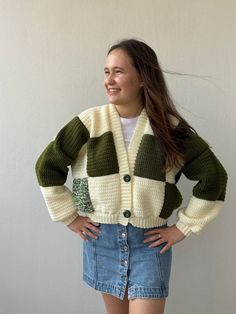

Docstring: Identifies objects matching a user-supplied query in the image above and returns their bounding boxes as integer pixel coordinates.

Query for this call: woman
[35,38,228,314]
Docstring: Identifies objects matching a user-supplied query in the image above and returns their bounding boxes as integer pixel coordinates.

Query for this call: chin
[108,98,120,105]
[109,100,124,106]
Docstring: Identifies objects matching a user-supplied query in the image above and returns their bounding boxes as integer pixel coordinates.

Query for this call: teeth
[108,88,120,91]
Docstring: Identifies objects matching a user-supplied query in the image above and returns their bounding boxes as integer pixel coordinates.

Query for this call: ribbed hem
[83,211,168,228]
[175,221,193,237]
[60,212,80,225]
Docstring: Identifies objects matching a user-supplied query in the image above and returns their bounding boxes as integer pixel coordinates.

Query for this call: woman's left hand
[143,224,186,254]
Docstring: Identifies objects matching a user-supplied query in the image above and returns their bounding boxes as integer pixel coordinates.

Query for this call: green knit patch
[182,132,210,163]
[87,131,119,177]
[35,116,89,187]
[181,132,227,201]
[182,147,228,201]
[134,134,165,181]
[159,182,183,219]
[72,178,95,213]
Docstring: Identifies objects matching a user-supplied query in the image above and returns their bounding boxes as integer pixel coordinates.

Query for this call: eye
[104,70,122,75]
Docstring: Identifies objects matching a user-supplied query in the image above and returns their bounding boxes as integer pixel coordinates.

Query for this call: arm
[35,116,90,225]
[175,132,228,237]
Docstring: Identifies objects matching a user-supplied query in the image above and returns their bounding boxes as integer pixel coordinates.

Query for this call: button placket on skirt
[118,224,130,296]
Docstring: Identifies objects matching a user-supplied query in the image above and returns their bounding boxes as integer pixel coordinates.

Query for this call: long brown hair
[107,38,198,172]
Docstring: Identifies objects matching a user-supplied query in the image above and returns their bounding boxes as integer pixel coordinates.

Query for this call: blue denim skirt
[82,222,172,300]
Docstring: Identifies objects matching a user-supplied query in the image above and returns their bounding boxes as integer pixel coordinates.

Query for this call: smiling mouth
[107,88,121,94]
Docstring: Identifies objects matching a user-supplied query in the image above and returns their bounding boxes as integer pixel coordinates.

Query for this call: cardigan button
[123,210,131,218]
[123,174,131,182]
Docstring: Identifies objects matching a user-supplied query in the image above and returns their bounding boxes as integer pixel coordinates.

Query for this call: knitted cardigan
[35,103,228,237]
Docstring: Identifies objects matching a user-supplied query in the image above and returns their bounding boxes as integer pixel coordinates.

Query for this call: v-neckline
[109,103,148,173]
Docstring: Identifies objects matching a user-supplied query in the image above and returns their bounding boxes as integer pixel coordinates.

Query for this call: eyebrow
[104,66,125,71]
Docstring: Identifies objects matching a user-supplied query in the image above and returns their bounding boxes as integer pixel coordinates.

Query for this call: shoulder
[78,103,108,117]
[168,114,210,148]
[52,104,108,141]
[77,103,108,123]
[168,114,211,163]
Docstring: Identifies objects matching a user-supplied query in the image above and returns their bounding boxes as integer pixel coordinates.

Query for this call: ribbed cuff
[60,212,80,226]
[175,221,193,237]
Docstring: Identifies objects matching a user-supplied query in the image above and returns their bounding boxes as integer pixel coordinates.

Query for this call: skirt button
[123,210,131,218]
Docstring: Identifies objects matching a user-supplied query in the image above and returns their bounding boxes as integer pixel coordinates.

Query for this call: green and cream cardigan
[35,103,228,237]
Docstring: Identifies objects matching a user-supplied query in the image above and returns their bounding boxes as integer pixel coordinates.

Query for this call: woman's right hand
[67,215,101,241]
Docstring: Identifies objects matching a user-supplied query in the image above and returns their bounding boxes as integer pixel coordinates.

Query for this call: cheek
[121,78,137,91]
[127,81,141,94]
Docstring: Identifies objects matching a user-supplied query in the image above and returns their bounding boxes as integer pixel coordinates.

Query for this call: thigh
[101,287,129,314]
[129,298,166,314]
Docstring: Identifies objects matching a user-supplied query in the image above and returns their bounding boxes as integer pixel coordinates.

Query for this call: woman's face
[103,48,143,108]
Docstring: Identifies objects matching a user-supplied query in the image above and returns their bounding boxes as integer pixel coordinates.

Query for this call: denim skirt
[82,222,172,300]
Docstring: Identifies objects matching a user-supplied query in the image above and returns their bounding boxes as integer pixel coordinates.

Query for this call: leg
[101,287,129,314]
[129,297,166,314]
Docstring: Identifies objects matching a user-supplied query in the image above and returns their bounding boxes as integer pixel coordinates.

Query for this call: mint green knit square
[72,178,95,213]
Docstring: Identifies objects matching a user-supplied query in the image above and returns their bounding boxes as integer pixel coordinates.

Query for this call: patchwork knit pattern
[35,103,228,236]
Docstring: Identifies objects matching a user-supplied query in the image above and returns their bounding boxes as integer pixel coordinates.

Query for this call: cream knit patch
[71,143,88,178]
[176,195,223,235]
[79,105,111,138]
[133,176,165,217]
[40,185,77,222]
[88,173,121,214]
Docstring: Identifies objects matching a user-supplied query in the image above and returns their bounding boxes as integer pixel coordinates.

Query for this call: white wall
[0,1,235,313]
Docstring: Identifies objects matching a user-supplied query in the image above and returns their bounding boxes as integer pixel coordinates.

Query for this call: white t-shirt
[119,116,139,150]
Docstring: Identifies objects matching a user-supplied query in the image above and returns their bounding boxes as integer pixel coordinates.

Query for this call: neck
[114,103,144,118]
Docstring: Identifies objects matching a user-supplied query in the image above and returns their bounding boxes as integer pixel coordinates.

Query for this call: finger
[87,219,100,226]
[85,222,101,234]
[84,229,99,239]
[148,237,166,247]
[144,229,164,235]
[144,233,161,243]
[144,229,159,235]
[91,226,101,235]
[160,242,171,254]
[79,231,88,241]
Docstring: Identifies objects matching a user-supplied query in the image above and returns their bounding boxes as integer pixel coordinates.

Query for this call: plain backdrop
[0,1,235,313]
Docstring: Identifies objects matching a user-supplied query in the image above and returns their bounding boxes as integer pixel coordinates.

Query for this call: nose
[104,73,116,85]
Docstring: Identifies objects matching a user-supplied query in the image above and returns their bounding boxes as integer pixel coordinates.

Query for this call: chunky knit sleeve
[175,132,228,237]
[35,116,90,225]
